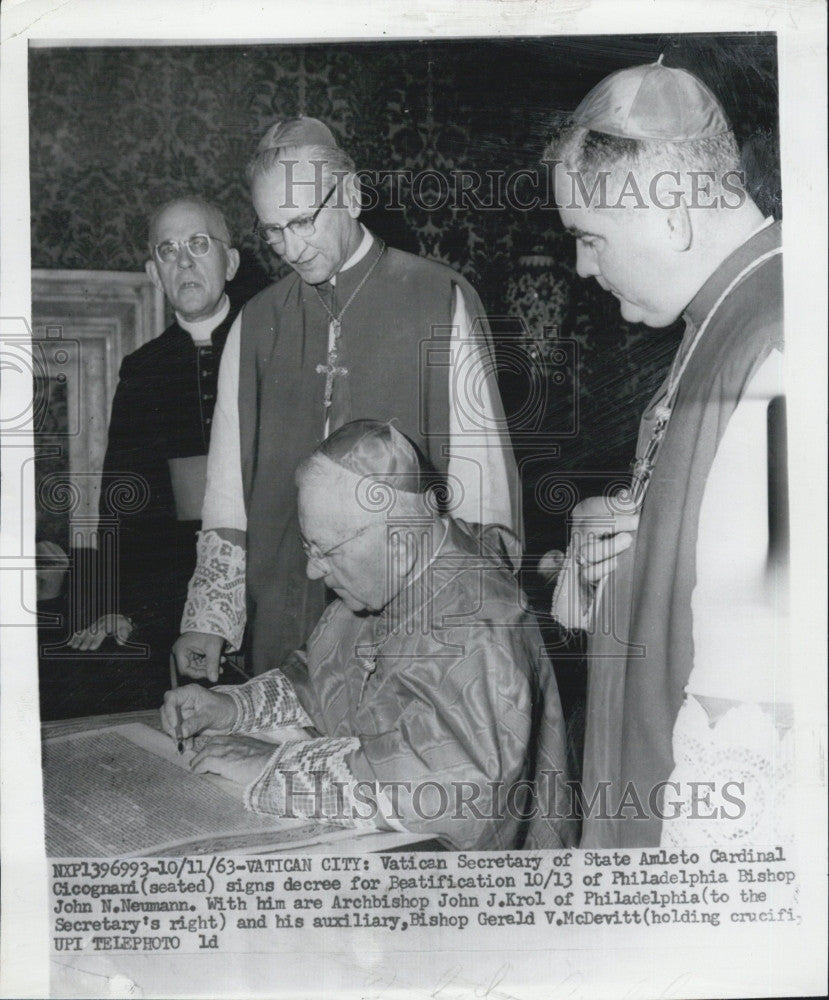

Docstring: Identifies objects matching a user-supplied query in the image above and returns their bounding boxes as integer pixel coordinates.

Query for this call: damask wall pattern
[30,41,572,287]
[29,37,780,556]
[29,37,780,279]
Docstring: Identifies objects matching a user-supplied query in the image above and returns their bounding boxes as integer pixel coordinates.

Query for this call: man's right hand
[570,494,640,587]
[160,685,237,742]
[172,632,225,683]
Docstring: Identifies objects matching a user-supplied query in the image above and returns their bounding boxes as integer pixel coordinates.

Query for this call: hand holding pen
[160,680,239,747]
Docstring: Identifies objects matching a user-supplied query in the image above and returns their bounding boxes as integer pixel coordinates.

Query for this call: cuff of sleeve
[243,737,375,828]
[212,684,251,734]
[180,529,247,649]
[213,670,315,732]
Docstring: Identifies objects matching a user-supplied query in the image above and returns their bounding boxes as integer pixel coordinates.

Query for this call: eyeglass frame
[253,182,338,247]
[300,520,378,564]
[152,232,229,263]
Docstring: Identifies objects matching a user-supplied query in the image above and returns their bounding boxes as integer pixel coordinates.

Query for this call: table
[41,710,436,855]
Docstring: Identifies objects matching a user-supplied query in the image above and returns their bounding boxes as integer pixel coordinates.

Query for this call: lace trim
[244,737,375,828]
[660,696,794,849]
[215,666,314,733]
[180,529,247,649]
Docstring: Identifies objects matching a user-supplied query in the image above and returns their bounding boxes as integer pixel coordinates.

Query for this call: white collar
[176,294,230,344]
[330,225,372,286]
[748,216,775,239]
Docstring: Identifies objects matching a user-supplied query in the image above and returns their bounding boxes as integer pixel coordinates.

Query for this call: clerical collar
[684,217,779,331]
[176,294,231,344]
[330,225,372,286]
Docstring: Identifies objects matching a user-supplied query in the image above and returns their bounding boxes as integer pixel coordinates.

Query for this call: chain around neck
[315,240,385,327]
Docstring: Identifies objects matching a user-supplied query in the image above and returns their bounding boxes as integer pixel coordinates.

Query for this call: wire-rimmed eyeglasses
[153,233,228,263]
[300,521,376,564]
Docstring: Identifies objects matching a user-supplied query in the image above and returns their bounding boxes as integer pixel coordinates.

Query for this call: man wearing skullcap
[173,117,521,681]
[546,59,788,847]
[162,420,574,851]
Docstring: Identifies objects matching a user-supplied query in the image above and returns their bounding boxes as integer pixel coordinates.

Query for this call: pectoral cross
[315,320,348,412]
[316,354,349,410]
[630,403,671,506]
[312,249,385,435]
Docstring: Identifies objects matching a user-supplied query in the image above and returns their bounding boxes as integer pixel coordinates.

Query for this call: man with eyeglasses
[162,420,575,851]
[173,117,522,682]
[69,196,240,706]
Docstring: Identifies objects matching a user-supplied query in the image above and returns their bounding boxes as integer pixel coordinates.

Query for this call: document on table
[41,723,366,857]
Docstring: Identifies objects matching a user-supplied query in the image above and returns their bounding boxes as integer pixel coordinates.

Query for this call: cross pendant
[315,351,349,409]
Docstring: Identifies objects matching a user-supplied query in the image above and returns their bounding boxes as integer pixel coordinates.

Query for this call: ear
[224,247,241,282]
[666,200,692,252]
[344,172,362,220]
[390,529,418,578]
[145,258,163,290]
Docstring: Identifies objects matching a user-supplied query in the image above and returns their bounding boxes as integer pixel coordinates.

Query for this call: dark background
[30,34,781,730]
[29,33,781,549]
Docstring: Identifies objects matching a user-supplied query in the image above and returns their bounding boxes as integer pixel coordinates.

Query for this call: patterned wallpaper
[30,41,579,290]
[29,35,781,557]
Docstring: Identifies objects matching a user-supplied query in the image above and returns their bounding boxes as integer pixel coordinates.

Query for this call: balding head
[296,421,434,613]
[147,196,232,254]
[145,196,239,322]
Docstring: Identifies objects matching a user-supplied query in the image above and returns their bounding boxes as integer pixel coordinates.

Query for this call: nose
[280,227,309,264]
[305,556,326,581]
[176,244,195,268]
[575,241,600,279]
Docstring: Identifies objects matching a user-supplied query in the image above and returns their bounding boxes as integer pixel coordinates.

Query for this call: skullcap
[317,420,425,494]
[255,116,339,155]
[572,56,732,141]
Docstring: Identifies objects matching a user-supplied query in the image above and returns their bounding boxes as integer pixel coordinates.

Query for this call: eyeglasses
[153,233,228,263]
[300,521,376,564]
[254,184,338,248]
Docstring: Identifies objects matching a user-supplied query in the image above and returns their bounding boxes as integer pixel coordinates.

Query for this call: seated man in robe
[161,420,575,851]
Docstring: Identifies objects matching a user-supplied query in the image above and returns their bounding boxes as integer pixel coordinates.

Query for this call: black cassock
[39,307,237,717]
[100,310,239,652]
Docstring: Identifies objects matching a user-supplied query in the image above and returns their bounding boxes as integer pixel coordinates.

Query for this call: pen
[169,653,184,755]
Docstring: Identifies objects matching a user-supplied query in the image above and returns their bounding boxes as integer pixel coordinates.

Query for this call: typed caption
[51,845,799,954]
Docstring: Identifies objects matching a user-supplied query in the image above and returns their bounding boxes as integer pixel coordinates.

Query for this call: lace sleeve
[180,529,246,650]
[244,737,377,829]
[660,696,794,849]
[214,663,315,732]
